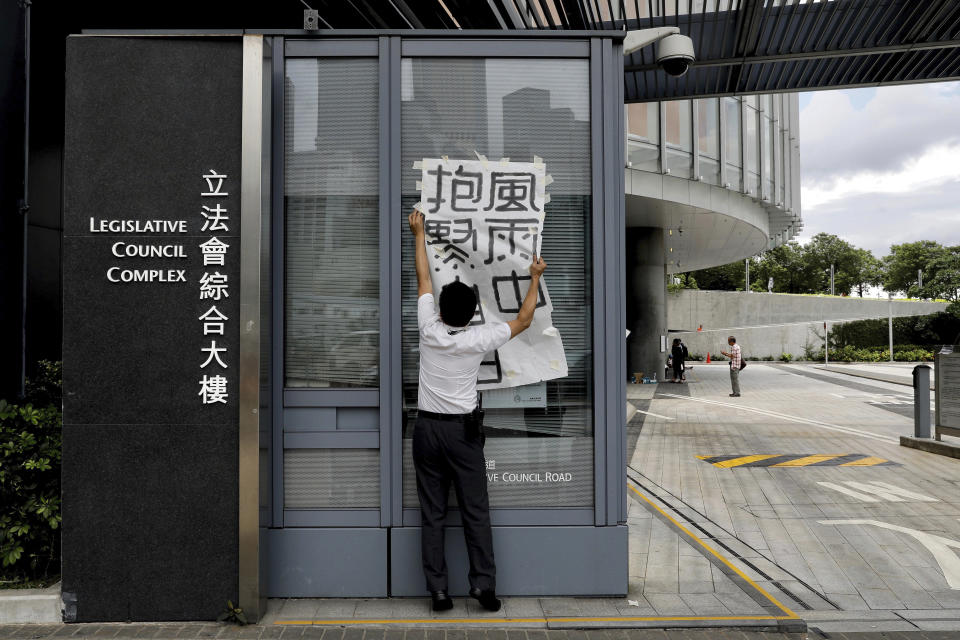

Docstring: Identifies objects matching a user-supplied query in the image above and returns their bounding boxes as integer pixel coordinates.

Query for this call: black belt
[417,409,471,422]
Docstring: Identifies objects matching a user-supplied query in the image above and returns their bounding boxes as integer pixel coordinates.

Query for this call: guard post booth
[62,29,627,622]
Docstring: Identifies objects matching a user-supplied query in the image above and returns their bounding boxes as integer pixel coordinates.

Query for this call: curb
[0,582,62,624]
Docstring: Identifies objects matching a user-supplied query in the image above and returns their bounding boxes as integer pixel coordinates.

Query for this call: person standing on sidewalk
[720,335,742,397]
[408,209,547,613]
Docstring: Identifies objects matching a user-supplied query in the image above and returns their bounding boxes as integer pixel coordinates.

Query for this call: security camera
[656,34,695,77]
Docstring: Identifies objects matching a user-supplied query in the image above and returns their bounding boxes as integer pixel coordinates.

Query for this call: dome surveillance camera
[656,34,695,77]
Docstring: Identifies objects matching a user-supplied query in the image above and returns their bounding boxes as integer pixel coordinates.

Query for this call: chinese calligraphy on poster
[417,157,568,390]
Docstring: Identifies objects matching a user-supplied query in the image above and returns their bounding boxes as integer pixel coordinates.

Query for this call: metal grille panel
[284,449,380,509]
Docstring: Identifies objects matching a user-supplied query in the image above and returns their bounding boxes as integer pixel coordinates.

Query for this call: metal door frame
[262,30,626,596]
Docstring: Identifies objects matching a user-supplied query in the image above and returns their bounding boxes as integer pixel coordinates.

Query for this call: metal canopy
[313,0,960,101]
[618,0,960,101]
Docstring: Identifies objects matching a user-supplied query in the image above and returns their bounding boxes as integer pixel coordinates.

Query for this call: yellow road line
[772,454,844,467]
[274,615,795,625]
[841,456,888,466]
[626,483,799,620]
[712,454,781,468]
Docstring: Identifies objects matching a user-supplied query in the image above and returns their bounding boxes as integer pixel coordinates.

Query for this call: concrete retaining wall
[667,290,948,360]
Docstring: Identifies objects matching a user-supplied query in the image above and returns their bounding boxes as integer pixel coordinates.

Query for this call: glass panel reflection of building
[400,58,594,509]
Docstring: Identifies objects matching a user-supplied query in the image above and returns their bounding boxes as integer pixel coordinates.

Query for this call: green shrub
[947,300,960,319]
[688,353,703,361]
[780,353,793,362]
[1,361,62,582]
[762,355,775,361]
[831,312,960,349]
[818,345,935,362]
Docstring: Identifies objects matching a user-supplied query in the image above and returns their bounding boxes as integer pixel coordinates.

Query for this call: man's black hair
[439,281,477,328]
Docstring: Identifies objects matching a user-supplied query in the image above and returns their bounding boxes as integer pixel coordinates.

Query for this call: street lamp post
[888,292,894,362]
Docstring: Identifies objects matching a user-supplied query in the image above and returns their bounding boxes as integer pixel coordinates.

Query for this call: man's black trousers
[412,413,496,593]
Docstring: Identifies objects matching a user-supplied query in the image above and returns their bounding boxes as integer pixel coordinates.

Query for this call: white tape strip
[533,155,544,166]
[542,327,559,337]
[415,180,423,191]
[413,201,423,212]
[499,157,510,165]
[442,154,449,161]
[545,174,554,185]
[413,160,423,169]
[543,193,551,204]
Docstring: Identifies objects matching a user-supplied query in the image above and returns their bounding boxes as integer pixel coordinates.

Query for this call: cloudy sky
[796,81,960,257]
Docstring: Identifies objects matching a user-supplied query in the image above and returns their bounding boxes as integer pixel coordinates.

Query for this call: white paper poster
[417,156,568,390]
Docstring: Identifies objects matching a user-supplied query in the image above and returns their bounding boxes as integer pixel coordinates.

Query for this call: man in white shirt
[408,210,546,612]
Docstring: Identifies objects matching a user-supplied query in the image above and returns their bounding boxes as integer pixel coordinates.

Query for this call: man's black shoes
[469,587,502,612]
[431,591,454,611]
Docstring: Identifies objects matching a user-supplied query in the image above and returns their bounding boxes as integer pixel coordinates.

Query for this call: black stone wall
[0,2,25,400]
[62,37,242,622]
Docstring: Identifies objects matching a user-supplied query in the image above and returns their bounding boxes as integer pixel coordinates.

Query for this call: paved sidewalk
[9,363,959,637]
[10,623,960,640]
[631,363,960,633]
[817,363,935,389]
[0,624,948,640]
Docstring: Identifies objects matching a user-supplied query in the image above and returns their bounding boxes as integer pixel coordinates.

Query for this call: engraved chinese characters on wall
[418,157,568,390]
[198,170,231,405]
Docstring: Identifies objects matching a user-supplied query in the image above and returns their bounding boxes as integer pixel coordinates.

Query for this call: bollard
[913,364,931,438]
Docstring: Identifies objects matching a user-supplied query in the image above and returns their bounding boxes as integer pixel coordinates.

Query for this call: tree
[927,246,960,301]
[803,233,860,295]
[883,240,949,299]
[686,260,745,291]
[848,248,885,297]
[668,272,698,292]
[752,242,810,293]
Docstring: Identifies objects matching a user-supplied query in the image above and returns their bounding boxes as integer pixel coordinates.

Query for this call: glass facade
[627,93,800,230]
[723,96,742,190]
[284,58,380,388]
[743,96,759,196]
[400,57,594,509]
[697,98,720,185]
[761,94,774,201]
[663,99,692,178]
[626,102,659,172]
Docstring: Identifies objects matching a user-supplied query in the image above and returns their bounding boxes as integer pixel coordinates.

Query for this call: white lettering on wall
[111,242,187,258]
[106,268,187,283]
[90,218,188,233]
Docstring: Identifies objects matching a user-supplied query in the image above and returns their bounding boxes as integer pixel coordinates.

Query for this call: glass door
[398,56,595,524]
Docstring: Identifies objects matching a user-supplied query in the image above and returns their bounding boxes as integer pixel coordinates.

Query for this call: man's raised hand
[408,210,425,236]
[530,255,547,278]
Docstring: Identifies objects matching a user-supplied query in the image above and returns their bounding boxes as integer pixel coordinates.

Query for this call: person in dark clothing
[671,338,687,383]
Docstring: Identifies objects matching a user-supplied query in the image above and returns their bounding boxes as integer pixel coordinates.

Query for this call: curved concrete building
[624,94,802,379]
